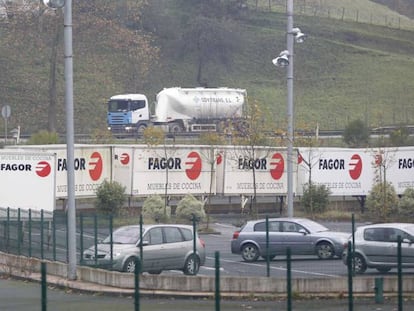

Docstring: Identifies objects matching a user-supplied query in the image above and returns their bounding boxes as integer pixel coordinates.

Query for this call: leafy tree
[301,183,331,216]
[231,101,276,218]
[142,194,171,223]
[179,15,241,85]
[176,194,206,223]
[343,119,370,147]
[398,187,414,217]
[143,126,165,146]
[366,182,398,221]
[95,180,126,215]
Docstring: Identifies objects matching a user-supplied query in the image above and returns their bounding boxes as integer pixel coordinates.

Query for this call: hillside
[1,0,414,138]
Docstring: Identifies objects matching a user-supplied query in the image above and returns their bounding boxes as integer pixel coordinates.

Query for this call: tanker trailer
[153,87,247,133]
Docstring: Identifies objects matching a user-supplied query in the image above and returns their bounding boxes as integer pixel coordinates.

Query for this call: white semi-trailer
[106,87,247,134]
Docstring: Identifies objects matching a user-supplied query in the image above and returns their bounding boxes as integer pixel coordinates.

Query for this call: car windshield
[102,226,140,244]
[299,219,329,233]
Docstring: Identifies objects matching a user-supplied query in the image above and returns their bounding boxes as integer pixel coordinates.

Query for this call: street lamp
[43,0,76,280]
[273,1,306,218]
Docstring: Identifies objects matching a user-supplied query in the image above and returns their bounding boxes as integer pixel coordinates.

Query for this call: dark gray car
[83,224,206,275]
[231,217,350,262]
[342,223,414,274]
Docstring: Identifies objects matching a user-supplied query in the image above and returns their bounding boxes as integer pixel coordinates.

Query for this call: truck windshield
[108,100,146,112]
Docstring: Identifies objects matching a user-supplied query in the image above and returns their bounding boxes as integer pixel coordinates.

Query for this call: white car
[342,223,414,274]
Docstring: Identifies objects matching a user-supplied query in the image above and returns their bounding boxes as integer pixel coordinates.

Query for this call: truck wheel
[170,123,182,133]
[137,124,147,133]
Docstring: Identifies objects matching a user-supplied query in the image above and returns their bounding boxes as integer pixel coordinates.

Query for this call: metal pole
[286,0,294,217]
[64,0,77,280]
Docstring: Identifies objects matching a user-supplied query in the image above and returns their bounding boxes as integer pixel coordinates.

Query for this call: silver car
[231,217,350,262]
[342,223,414,274]
[83,224,206,275]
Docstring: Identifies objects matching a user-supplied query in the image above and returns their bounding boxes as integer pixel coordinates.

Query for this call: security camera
[292,27,307,43]
[42,0,65,9]
[273,55,289,67]
[272,50,290,67]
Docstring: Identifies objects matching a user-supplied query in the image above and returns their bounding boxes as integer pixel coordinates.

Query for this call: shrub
[27,130,59,144]
[398,187,414,217]
[175,194,206,223]
[142,195,171,223]
[366,182,398,221]
[301,183,331,215]
[95,180,126,215]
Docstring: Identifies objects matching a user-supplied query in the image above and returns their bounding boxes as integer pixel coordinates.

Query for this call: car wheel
[123,257,137,273]
[183,254,200,275]
[316,242,335,259]
[376,267,392,273]
[241,243,259,262]
[353,253,367,274]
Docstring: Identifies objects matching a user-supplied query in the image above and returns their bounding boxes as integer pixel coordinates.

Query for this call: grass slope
[1,0,414,136]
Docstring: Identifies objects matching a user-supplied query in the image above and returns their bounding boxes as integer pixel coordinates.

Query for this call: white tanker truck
[106,87,247,134]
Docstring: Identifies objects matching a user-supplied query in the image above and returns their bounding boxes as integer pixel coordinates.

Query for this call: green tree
[142,194,171,223]
[398,187,414,217]
[301,183,331,216]
[95,180,126,215]
[366,182,398,221]
[179,15,241,86]
[343,119,370,147]
[176,194,206,223]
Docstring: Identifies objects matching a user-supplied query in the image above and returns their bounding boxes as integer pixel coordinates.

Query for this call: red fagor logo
[185,151,202,180]
[216,153,223,165]
[36,161,51,177]
[89,152,103,181]
[349,154,362,180]
[270,153,284,180]
[120,153,130,165]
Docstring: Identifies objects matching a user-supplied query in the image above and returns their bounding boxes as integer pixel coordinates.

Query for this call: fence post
[398,236,402,311]
[347,242,353,311]
[266,215,270,277]
[41,261,47,311]
[134,257,140,311]
[28,209,32,257]
[79,214,84,265]
[215,251,220,311]
[94,214,98,266]
[192,214,197,275]
[109,215,113,267]
[40,210,44,259]
[139,215,143,266]
[17,208,21,255]
[287,247,292,311]
[6,207,10,251]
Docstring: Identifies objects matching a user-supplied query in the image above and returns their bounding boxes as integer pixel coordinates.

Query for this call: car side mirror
[403,238,412,244]
[298,229,307,235]
[139,240,150,247]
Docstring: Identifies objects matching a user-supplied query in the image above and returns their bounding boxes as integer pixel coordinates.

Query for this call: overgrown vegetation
[1,0,414,137]
[175,194,206,223]
[301,183,331,216]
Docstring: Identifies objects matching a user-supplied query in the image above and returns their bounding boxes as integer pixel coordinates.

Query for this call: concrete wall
[1,252,412,297]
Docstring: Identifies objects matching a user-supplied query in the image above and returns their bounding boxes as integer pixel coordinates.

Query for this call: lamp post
[42,0,76,280]
[273,1,306,218]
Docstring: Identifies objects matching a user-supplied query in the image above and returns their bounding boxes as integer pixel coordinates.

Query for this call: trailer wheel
[170,123,182,133]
